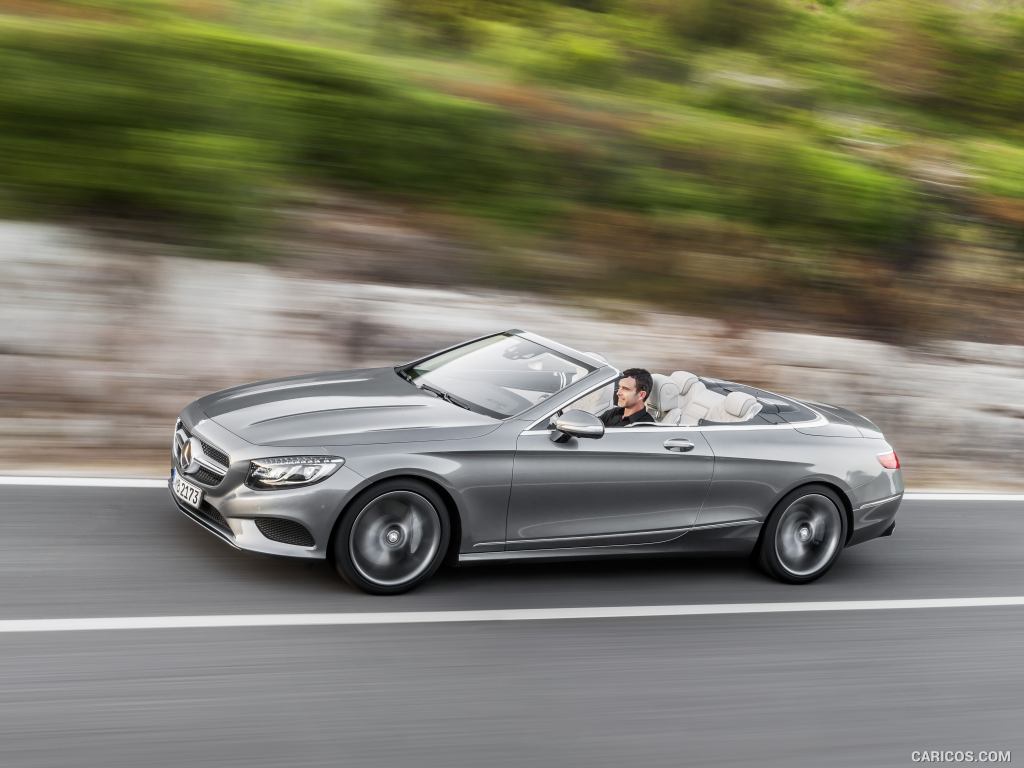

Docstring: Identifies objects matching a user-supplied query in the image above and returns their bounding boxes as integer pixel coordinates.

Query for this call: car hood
[195,367,500,448]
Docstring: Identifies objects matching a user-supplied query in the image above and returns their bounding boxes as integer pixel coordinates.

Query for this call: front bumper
[169,407,367,559]
[169,465,366,559]
[169,481,240,550]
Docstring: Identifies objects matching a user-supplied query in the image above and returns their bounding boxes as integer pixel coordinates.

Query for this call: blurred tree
[383,0,547,47]
[631,0,789,47]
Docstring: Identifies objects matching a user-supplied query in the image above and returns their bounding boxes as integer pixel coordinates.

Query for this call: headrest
[646,373,680,416]
[670,371,700,396]
[724,391,759,418]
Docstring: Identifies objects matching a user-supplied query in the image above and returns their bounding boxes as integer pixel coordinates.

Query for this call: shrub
[520,32,623,87]
[0,21,284,240]
[631,0,790,48]
[645,117,920,246]
[0,18,559,234]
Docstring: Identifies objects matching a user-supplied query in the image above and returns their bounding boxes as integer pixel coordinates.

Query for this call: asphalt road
[0,485,1022,767]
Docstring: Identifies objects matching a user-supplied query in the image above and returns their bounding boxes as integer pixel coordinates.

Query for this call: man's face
[616,376,645,411]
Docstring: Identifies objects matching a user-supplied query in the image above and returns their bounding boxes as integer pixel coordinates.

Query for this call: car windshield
[400,334,595,419]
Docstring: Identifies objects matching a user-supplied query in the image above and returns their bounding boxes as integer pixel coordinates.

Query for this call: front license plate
[172,471,204,509]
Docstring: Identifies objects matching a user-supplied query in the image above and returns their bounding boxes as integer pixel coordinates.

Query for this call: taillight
[877,451,900,470]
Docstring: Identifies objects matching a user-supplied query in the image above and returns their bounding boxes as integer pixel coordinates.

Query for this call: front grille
[255,517,315,547]
[192,467,223,486]
[173,420,229,488]
[200,440,229,467]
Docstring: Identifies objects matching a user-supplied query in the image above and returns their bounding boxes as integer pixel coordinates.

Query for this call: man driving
[599,368,655,427]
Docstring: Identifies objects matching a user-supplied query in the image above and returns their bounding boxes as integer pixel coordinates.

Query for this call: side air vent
[199,503,232,533]
[255,517,315,547]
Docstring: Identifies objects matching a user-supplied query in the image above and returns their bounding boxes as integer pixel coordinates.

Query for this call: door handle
[663,438,695,452]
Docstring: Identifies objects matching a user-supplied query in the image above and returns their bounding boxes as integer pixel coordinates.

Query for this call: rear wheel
[332,479,450,595]
[759,485,846,584]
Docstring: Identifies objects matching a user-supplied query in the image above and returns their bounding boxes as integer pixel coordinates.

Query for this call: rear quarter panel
[699,427,889,528]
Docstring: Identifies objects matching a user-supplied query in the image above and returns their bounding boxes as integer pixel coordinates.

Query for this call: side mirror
[549,409,605,442]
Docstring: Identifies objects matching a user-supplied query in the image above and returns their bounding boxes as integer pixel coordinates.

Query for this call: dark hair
[620,368,653,402]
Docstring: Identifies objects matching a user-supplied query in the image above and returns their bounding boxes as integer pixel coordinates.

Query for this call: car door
[505,423,716,550]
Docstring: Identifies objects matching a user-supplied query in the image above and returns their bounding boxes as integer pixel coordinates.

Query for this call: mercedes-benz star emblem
[179,437,200,474]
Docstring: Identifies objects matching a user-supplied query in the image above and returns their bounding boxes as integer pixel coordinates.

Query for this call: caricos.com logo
[911,751,1012,764]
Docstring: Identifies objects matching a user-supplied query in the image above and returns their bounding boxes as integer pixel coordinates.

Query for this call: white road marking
[0,476,167,488]
[1,476,1023,500]
[2,597,1024,633]
[904,493,1024,501]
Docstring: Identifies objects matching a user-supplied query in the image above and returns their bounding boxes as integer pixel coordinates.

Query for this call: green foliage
[644,118,919,246]
[861,0,1024,126]
[966,141,1024,200]
[0,17,560,234]
[1,0,1023,333]
[519,33,624,87]
[633,0,790,48]
[0,21,283,240]
[383,0,548,48]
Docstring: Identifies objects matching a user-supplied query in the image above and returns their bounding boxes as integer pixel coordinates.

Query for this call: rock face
[1,223,1022,487]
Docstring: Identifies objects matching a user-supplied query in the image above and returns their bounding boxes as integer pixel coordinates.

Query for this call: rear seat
[677,383,725,425]
[650,371,764,426]
[706,391,762,423]
[669,371,700,412]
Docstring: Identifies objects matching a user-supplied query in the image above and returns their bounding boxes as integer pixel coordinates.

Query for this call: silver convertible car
[169,330,903,594]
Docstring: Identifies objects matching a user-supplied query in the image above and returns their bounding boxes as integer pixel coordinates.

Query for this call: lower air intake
[255,517,315,547]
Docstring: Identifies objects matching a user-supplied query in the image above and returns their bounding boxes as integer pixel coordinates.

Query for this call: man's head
[616,368,653,415]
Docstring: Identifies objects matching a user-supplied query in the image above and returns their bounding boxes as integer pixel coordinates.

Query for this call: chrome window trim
[520,409,826,437]
[522,375,827,435]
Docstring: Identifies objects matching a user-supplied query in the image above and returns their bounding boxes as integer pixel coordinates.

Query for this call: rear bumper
[847,493,902,546]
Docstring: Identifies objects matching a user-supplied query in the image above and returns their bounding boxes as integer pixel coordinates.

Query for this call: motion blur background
[0,0,1021,485]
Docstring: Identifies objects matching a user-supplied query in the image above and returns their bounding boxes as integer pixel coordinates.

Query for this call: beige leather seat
[662,382,722,425]
[662,371,708,426]
[645,374,681,423]
[706,391,762,423]
[677,383,726,425]
[669,371,701,411]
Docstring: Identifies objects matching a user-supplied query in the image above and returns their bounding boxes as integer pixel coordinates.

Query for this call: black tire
[332,478,450,595]
[758,484,847,584]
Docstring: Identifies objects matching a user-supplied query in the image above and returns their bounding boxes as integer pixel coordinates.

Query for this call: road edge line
[3,596,1024,633]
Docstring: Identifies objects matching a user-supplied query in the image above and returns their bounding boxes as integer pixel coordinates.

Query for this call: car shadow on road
[165,501,878,606]
[431,552,769,595]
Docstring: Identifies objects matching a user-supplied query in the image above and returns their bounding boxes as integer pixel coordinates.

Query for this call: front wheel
[332,479,450,595]
[758,485,847,584]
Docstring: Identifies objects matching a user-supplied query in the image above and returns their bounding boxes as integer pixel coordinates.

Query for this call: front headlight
[246,455,344,490]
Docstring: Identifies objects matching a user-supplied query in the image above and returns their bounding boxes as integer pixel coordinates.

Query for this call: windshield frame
[395,331,605,420]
